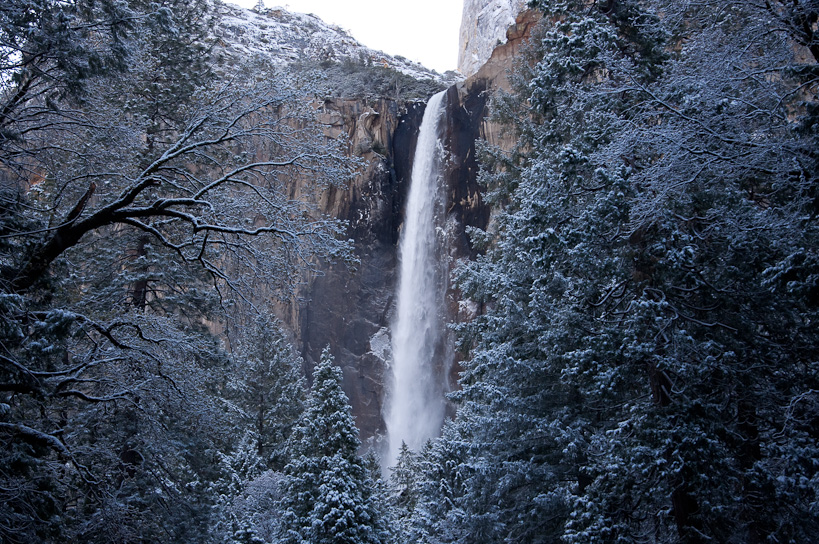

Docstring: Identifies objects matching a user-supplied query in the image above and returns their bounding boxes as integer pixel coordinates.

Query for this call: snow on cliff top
[458,0,525,77]
[217,2,461,85]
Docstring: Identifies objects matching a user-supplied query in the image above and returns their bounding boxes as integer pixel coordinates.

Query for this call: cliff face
[295,98,426,440]
[254,2,540,442]
[458,0,526,77]
[293,91,493,443]
[290,57,519,441]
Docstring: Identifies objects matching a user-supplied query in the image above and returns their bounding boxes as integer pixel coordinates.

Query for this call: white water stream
[384,91,449,467]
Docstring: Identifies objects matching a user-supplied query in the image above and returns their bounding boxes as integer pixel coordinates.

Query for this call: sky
[229,1,464,73]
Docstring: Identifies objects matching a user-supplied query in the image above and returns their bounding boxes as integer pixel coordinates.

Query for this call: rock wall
[458,0,526,77]
[285,7,541,443]
[280,98,424,440]
[289,90,491,443]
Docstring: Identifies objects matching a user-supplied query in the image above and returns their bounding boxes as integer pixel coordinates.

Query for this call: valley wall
[278,5,540,442]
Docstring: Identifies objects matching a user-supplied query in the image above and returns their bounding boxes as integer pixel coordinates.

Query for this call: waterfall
[384,90,449,467]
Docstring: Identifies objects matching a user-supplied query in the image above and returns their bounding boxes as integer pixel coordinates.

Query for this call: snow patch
[218,1,461,85]
[368,327,392,366]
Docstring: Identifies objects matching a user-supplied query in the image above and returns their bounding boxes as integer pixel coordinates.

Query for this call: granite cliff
[458,0,526,77]
[287,10,540,442]
[218,1,538,441]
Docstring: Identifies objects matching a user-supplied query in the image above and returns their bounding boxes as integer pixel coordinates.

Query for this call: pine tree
[278,347,388,544]
[388,441,420,535]
[446,0,819,542]
[208,430,283,544]
[227,312,306,470]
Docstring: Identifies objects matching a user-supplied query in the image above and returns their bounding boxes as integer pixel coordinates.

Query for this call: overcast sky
[229,1,464,73]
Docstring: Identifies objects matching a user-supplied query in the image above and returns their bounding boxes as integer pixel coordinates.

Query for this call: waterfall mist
[383,90,450,468]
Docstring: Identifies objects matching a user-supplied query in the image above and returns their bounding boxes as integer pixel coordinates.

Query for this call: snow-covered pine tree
[448,0,819,542]
[388,441,420,535]
[442,1,650,541]
[207,430,287,544]
[208,316,307,542]
[208,430,266,544]
[562,2,819,541]
[400,424,476,544]
[227,312,306,470]
[278,347,388,544]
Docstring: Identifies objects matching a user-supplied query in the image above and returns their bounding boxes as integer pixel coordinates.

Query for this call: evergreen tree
[227,312,307,470]
[401,427,474,544]
[0,0,352,540]
[445,0,819,542]
[208,316,308,542]
[278,347,388,544]
[388,441,420,537]
[208,430,283,544]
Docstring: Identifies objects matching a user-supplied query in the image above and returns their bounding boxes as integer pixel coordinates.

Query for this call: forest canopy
[0,0,356,541]
[438,0,819,542]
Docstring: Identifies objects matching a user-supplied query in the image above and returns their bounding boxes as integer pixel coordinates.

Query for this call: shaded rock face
[285,8,540,442]
[292,91,491,443]
[439,83,495,397]
[458,0,526,77]
[294,99,426,440]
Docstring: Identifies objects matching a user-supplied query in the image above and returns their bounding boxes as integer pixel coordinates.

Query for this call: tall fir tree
[278,347,389,544]
[227,312,306,470]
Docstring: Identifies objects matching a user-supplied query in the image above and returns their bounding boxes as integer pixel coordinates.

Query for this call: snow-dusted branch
[8,76,352,293]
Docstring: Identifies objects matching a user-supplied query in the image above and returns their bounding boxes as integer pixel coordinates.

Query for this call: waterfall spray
[384,91,449,468]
